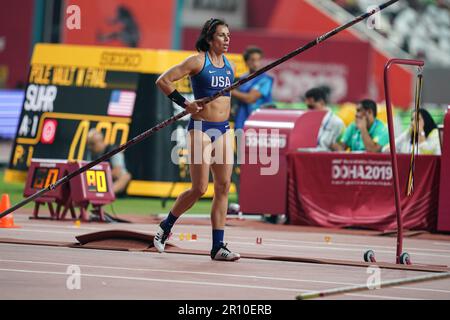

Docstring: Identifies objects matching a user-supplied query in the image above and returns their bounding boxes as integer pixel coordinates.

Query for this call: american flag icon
[107,90,136,117]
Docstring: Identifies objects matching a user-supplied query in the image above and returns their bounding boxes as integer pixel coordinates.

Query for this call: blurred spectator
[382,108,441,155]
[86,129,131,196]
[304,87,345,151]
[97,5,140,47]
[232,47,273,130]
[333,99,389,152]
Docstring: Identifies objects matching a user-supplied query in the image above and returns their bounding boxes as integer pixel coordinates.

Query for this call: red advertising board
[288,152,440,231]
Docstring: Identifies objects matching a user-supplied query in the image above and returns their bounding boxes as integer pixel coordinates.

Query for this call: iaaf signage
[331,158,393,187]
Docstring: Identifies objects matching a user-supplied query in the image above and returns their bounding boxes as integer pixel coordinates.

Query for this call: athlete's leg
[209,130,240,261]
[154,129,211,252]
[171,129,212,215]
[210,130,234,231]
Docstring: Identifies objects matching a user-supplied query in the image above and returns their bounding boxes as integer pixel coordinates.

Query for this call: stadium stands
[334,0,450,66]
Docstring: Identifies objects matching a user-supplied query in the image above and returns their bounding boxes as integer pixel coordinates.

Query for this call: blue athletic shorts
[187,119,230,143]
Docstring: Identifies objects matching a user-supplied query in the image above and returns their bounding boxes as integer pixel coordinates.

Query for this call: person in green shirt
[333,99,389,152]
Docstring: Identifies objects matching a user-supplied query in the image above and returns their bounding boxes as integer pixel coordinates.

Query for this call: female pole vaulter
[154,18,240,261]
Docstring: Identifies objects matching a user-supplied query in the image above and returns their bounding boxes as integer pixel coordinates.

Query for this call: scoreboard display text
[67,161,115,203]
[85,169,108,193]
[24,161,67,200]
[31,167,60,189]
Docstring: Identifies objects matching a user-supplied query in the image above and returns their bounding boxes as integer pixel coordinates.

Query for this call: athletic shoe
[153,222,171,253]
[211,243,241,261]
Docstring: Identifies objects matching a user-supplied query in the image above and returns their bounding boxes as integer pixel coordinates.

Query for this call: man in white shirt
[304,87,345,151]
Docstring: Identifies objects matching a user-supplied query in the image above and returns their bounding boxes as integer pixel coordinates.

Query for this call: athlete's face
[210,25,230,53]
[246,53,263,74]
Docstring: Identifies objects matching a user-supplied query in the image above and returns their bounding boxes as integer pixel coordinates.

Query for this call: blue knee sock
[212,229,224,250]
[161,212,178,233]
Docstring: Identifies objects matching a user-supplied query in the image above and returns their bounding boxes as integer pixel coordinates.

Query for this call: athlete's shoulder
[184,53,206,76]
[184,53,205,67]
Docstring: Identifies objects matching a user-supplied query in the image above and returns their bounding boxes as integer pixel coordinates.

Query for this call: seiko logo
[100,52,142,68]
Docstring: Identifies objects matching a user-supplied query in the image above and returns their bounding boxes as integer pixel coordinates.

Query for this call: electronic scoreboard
[67,161,115,204]
[24,160,69,219]
[24,159,115,221]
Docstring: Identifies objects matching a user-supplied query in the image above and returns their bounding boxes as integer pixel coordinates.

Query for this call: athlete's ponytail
[195,18,228,52]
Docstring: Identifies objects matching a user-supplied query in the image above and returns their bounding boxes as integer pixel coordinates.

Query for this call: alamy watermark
[366,266,381,290]
[66,265,81,290]
[170,123,282,176]
[366,6,382,30]
[66,5,81,30]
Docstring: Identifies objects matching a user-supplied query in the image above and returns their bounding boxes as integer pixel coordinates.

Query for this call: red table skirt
[287,152,440,232]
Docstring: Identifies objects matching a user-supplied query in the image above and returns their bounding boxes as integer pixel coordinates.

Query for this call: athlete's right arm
[156,55,204,114]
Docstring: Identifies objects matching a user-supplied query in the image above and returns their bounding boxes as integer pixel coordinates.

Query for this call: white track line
[0,268,308,293]
[344,293,425,300]
[13,220,450,253]
[1,258,449,295]
[15,221,156,231]
[5,225,450,255]
[433,242,450,247]
[0,258,361,286]
[228,236,450,254]
[0,243,374,270]
[226,240,450,259]
[0,228,81,235]
[2,228,450,260]
[236,236,450,252]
